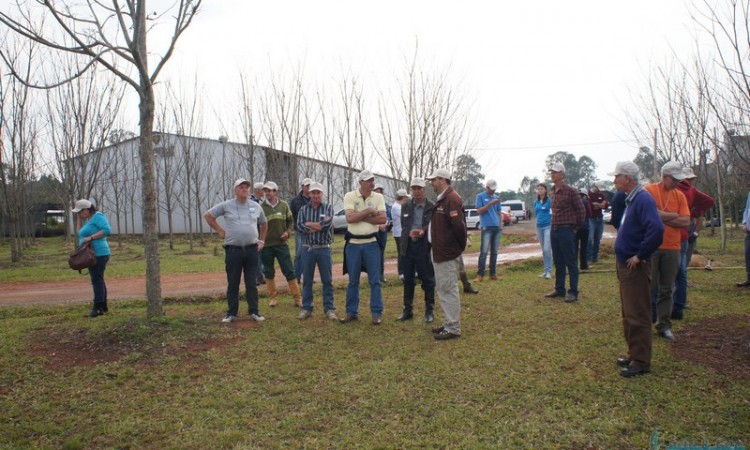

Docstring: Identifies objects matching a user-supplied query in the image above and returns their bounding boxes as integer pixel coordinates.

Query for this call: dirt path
[0,221,569,306]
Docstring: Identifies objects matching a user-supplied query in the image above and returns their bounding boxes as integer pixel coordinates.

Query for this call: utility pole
[218,135,228,198]
[714,127,727,251]
[653,128,659,182]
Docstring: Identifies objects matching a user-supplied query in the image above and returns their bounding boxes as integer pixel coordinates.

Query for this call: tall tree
[1,0,203,318]
[452,154,484,205]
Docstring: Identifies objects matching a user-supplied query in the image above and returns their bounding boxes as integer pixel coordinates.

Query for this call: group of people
[73,156,748,365]
[200,169,469,340]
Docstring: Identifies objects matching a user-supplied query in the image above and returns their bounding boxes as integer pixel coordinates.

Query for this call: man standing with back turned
[426,168,467,341]
[610,161,663,378]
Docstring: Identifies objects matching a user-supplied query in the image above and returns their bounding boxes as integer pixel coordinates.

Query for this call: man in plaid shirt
[544,163,586,303]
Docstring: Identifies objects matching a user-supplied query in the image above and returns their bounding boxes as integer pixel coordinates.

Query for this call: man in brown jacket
[426,168,467,340]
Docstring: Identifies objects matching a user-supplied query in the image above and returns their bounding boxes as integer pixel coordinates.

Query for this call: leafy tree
[452,154,484,205]
[544,151,598,188]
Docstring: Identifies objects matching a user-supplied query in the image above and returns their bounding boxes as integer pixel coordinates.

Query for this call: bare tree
[0,41,40,261]
[45,54,125,242]
[1,0,203,318]
[376,44,476,183]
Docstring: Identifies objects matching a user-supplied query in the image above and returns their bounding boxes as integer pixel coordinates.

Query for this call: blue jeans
[301,246,335,312]
[345,241,383,317]
[672,241,689,315]
[477,226,502,276]
[551,226,578,295]
[294,232,303,283]
[225,245,260,316]
[588,217,604,262]
[536,225,552,274]
[89,255,109,308]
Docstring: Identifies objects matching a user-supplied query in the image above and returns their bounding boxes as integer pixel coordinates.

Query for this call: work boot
[460,272,479,294]
[266,278,278,307]
[288,279,303,307]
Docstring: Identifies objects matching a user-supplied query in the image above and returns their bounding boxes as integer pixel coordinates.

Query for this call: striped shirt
[296,201,334,246]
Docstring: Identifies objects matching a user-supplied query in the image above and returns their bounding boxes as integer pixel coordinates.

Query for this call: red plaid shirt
[551,183,585,228]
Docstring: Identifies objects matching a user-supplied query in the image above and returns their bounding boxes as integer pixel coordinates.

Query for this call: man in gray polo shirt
[204,178,268,323]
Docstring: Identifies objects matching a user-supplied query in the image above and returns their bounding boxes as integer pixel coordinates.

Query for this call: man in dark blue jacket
[610,161,664,378]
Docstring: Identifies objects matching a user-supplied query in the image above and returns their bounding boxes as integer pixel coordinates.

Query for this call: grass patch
[1,232,749,448]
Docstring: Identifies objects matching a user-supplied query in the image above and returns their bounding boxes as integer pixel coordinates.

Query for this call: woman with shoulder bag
[72,199,112,317]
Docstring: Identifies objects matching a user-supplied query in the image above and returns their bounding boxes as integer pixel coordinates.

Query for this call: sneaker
[538,272,547,278]
[297,309,313,320]
[221,315,237,323]
[543,272,552,279]
[473,276,483,282]
[434,329,460,340]
[250,313,266,322]
[325,310,338,320]
[658,329,676,342]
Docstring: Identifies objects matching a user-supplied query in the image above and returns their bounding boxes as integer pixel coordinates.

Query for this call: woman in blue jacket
[72,199,112,317]
[534,184,553,279]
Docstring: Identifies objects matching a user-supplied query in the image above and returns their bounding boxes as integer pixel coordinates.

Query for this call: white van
[501,200,526,221]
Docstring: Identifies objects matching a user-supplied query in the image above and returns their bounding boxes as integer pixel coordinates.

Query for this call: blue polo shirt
[475,191,502,228]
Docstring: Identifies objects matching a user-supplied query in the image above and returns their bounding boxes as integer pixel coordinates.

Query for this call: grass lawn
[0,233,748,449]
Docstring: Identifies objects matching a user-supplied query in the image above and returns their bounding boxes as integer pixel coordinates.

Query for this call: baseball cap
[607,161,640,177]
[263,181,279,190]
[358,170,375,182]
[71,199,92,213]
[549,163,566,173]
[309,182,324,193]
[682,167,697,179]
[234,178,251,188]
[410,178,427,188]
[374,183,385,191]
[425,168,451,180]
[301,178,312,186]
[485,179,498,190]
[253,182,265,190]
[396,188,408,198]
[661,161,686,180]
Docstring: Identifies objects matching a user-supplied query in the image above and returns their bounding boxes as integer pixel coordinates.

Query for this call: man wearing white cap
[261,181,302,308]
[295,182,337,320]
[587,181,609,264]
[426,168,467,340]
[672,166,714,319]
[545,162,586,303]
[474,179,503,281]
[396,178,436,323]
[204,178,268,323]
[250,182,267,286]
[644,161,690,342]
[391,188,409,280]
[610,161,663,377]
[373,183,392,283]
[290,178,313,285]
[340,170,387,325]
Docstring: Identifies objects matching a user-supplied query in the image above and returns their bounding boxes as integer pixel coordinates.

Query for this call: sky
[156,0,702,191]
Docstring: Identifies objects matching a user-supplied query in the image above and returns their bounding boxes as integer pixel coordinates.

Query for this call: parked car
[332,209,348,233]
[501,199,526,221]
[464,208,512,229]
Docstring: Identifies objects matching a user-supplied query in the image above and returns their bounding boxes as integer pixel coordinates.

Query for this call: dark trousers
[394,236,403,276]
[745,233,750,281]
[225,245,260,316]
[89,255,109,309]
[617,259,653,371]
[551,226,579,296]
[650,249,680,332]
[401,238,435,314]
[576,226,590,270]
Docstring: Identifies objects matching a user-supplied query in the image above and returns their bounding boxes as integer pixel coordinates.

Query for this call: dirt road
[0,220,567,306]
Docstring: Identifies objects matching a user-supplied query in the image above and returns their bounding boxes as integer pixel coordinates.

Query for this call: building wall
[70,133,403,235]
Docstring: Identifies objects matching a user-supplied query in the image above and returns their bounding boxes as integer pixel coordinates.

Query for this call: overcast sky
[159,0,702,191]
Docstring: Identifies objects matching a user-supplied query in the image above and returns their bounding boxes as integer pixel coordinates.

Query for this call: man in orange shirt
[644,162,690,342]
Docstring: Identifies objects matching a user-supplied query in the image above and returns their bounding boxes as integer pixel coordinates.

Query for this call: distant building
[65,132,403,235]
